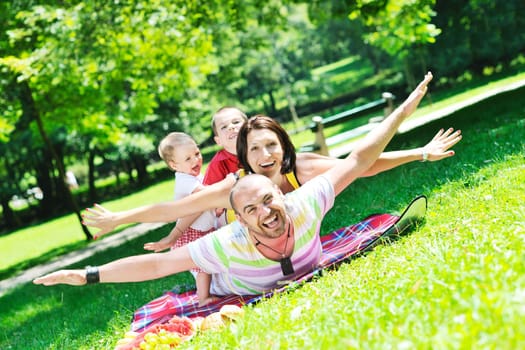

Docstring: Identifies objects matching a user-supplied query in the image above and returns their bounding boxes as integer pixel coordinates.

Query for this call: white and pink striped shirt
[187,175,335,296]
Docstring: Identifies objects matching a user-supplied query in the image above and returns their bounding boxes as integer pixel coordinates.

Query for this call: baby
[150,132,218,306]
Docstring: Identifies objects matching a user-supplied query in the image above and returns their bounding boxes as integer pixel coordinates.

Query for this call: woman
[235,115,461,193]
[83,77,462,238]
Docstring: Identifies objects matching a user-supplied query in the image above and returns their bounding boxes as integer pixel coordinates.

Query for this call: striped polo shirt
[187,175,335,296]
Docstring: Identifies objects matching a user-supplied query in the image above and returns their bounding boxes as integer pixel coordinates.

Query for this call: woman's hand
[82,204,118,239]
[421,127,462,162]
[400,72,433,117]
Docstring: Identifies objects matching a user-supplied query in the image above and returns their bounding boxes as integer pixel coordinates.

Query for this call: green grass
[262,55,377,113]
[1,80,523,349]
[311,55,377,96]
[233,155,523,350]
[0,180,175,280]
[405,71,525,122]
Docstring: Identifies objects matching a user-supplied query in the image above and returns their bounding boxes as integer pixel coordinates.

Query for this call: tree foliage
[0,0,524,234]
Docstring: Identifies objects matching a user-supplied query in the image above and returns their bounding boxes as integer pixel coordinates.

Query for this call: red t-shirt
[203,149,240,185]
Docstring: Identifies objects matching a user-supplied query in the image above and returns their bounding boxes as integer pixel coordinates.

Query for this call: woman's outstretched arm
[360,127,462,176]
[324,72,435,195]
[296,127,461,181]
[83,174,235,238]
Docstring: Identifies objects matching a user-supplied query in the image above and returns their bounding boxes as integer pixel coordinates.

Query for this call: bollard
[312,116,329,156]
[382,92,395,117]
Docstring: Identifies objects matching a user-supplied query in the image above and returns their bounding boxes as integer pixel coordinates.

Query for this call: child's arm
[143,225,181,252]
[143,214,199,252]
[144,181,211,252]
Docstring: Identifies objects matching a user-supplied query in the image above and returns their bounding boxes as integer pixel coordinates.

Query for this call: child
[146,132,218,306]
[202,106,248,185]
[201,106,249,225]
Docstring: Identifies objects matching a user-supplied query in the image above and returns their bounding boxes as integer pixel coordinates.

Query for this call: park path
[1,77,524,298]
[0,223,165,297]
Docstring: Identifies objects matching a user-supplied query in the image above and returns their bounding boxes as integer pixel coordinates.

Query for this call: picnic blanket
[131,196,427,332]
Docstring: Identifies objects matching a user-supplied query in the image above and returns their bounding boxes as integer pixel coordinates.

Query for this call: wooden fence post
[382,92,395,117]
[312,116,329,156]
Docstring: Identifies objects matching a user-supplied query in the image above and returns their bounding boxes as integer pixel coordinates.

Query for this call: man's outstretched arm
[33,246,197,286]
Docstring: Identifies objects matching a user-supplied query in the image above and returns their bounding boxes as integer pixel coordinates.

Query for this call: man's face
[213,111,245,154]
[233,176,287,239]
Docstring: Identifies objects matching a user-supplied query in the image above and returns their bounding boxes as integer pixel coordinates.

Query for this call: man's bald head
[229,174,275,213]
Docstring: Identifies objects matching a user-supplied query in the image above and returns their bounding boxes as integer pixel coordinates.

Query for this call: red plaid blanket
[131,213,400,331]
[131,213,399,331]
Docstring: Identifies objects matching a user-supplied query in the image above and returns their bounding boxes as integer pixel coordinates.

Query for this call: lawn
[0,180,176,280]
[0,79,523,349]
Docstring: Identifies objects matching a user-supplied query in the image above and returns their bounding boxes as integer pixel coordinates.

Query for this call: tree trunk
[403,60,416,92]
[133,155,149,186]
[284,82,301,129]
[35,152,56,218]
[115,170,121,187]
[267,89,277,115]
[19,81,93,240]
[124,160,135,183]
[1,198,20,229]
[88,148,97,203]
[0,153,22,229]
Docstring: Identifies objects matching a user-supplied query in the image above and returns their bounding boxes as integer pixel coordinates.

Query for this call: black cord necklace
[252,223,295,276]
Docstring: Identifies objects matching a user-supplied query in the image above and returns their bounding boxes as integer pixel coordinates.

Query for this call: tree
[349,0,440,88]
[0,0,292,235]
[205,4,327,122]
[0,1,219,237]
[427,0,525,78]
[304,0,440,88]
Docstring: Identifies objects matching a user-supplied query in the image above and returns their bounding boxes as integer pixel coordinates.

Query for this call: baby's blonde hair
[158,132,196,164]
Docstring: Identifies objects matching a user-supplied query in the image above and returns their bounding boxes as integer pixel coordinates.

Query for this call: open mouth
[262,213,279,228]
[259,161,276,169]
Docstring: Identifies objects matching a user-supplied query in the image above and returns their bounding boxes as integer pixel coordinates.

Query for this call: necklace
[252,222,295,276]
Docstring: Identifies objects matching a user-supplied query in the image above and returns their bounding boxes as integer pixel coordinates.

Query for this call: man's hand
[82,204,118,239]
[33,270,86,286]
[422,127,462,161]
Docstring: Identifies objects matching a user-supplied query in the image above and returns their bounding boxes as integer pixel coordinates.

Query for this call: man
[33,72,434,292]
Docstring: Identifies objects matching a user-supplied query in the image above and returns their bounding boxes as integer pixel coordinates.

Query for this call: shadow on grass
[0,240,90,281]
[0,221,155,281]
